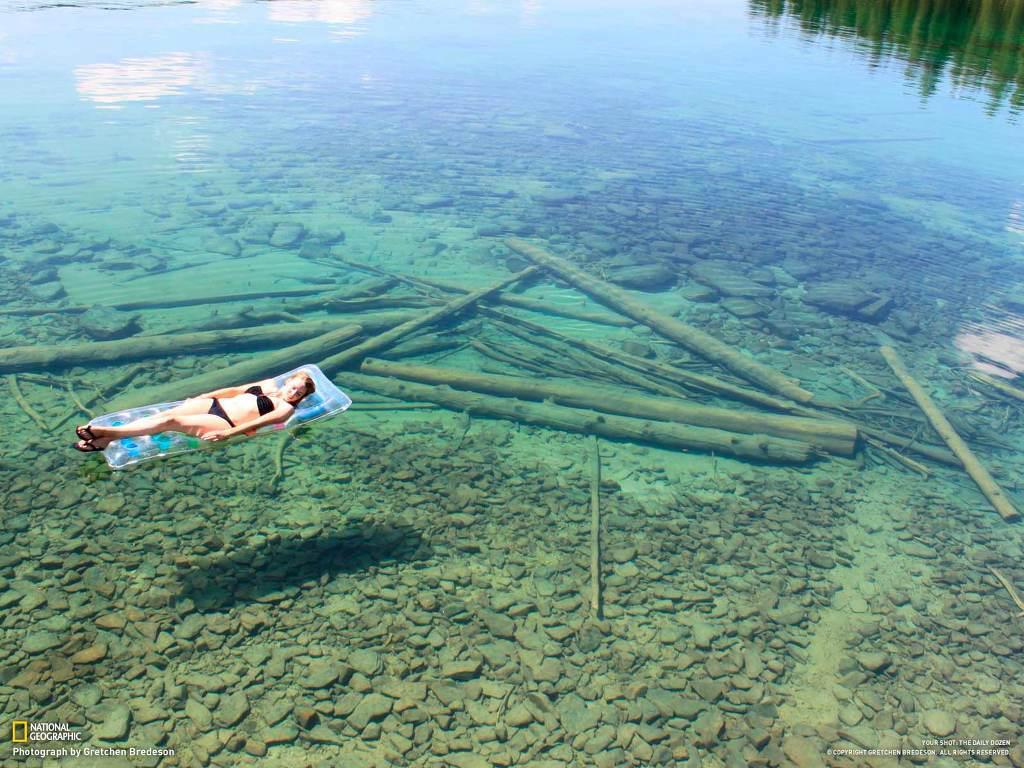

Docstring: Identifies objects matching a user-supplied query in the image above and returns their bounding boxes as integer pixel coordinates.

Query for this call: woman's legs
[85,400,228,444]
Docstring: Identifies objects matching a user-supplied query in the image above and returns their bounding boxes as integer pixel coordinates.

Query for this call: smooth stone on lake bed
[214,692,250,727]
[412,193,454,209]
[24,631,63,654]
[302,660,340,688]
[347,693,393,730]
[71,643,108,664]
[260,723,299,745]
[922,710,956,737]
[856,652,891,673]
[442,658,482,680]
[95,704,131,741]
[269,222,306,247]
[349,648,382,676]
[721,297,767,318]
[782,734,826,768]
[79,307,140,340]
[691,621,719,649]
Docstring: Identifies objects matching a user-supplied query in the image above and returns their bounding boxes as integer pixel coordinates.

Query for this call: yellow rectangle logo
[12,721,29,742]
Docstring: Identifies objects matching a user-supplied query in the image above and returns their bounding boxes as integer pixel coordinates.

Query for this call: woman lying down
[74,371,316,452]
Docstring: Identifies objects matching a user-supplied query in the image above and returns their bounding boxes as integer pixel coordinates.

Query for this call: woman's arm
[194,379,272,400]
[194,385,243,399]
[217,405,293,438]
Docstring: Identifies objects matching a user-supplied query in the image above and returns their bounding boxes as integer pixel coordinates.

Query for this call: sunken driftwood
[379,334,465,361]
[484,308,964,466]
[320,296,441,313]
[344,372,814,463]
[270,431,295,492]
[590,435,603,619]
[105,324,364,412]
[989,567,1024,616]
[488,294,633,327]
[969,371,1024,403]
[319,267,540,375]
[154,309,305,336]
[287,277,398,311]
[360,359,856,456]
[853,425,958,468]
[8,376,51,431]
[485,308,788,407]
[338,258,632,327]
[505,238,815,403]
[880,345,1020,522]
[0,287,337,317]
[491,318,691,399]
[0,313,414,375]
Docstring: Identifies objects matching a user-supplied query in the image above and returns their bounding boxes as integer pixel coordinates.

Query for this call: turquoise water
[2,1,1024,766]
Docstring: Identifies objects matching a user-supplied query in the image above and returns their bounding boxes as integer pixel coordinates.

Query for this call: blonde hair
[287,372,316,404]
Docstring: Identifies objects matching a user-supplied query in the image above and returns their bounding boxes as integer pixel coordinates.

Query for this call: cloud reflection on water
[266,0,373,26]
[74,52,206,105]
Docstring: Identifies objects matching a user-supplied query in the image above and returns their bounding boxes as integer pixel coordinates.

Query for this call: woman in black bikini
[74,372,316,452]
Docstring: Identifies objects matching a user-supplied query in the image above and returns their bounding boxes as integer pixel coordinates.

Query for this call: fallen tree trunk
[320,267,539,375]
[0,312,415,374]
[321,296,441,313]
[492,318,691,399]
[287,277,397,312]
[343,372,815,463]
[968,371,1024,403]
[484,308,962,465]
[106,324,364,411]
[360,359,857,455]
[472,340,576,380]
[487,294,633,327]
[837,424,958,468]
[505,238,815,403]
[337,258,631,327]
[380,334,464,360]
[589,435,603,619]
[880,345,1020,522]
[485,308,785,406]
[0,286,338,316]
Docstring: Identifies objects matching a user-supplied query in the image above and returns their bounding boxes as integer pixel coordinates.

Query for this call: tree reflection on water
[750,0,1024,115]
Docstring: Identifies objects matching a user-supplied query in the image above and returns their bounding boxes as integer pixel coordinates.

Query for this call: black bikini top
[246,385,275,416]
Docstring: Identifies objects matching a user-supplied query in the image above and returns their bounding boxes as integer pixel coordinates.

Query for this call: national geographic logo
[9,720,83,742]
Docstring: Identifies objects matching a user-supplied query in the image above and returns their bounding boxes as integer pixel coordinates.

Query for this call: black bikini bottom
[208,398,236,428]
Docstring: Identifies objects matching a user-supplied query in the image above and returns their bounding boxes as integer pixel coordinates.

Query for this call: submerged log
[472,340,574,379]
[880,345,1020,522]
[106,324,364,411]
[488,294,633,327]
[852,424,957,467]
[484,308,958,465]
[380,334,464,360]
[8,376,51,431]
[0,312,415,375]
[288,277,397,312]
[589,435,603,619]
[344,372,814,463]
[492,318,690,399]
[360,359,857,455]
[320,267,539,375]
[505,238,815,403]
[321,295,441,312]
[968,371,1024,403]
[0,287,337,316]
[338,258,632,327]
[485,308,788,407]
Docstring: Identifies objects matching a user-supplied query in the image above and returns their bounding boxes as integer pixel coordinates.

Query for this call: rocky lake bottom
[2,401,1023,768]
